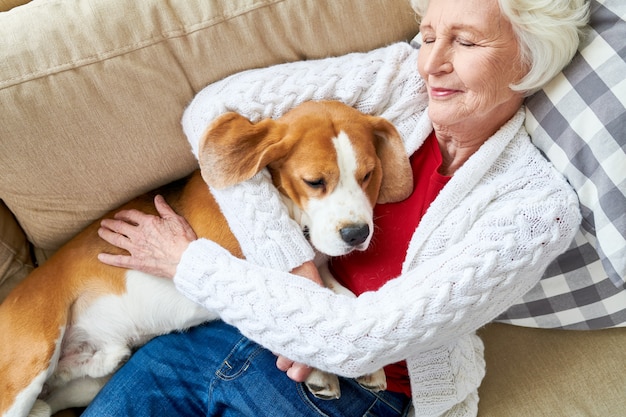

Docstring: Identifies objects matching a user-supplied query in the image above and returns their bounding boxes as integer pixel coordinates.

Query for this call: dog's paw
[28,399,52,417]
[305,369,341,400]
[356,369,387,392]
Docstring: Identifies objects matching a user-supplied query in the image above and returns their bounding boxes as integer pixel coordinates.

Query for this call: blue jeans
[83,321,411,417]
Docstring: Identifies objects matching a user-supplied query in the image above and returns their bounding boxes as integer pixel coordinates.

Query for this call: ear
[198,113,289,189]
[368,116,413,204]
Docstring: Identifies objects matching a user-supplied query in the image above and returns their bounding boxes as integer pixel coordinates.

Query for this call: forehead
[281,124,376,176]
[420,0,505,34]
[289,120,376,155]
[333,130,376,170]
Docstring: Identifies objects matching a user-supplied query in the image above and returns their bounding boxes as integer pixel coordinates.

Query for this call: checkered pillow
[497,0,626,329]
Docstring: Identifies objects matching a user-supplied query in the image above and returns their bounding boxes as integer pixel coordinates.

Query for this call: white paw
[356,368,387,392]
[28,399,51,417]
[305,369,341,400]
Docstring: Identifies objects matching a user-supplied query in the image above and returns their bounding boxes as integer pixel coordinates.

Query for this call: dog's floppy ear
[368,116,413,204]
[198,112,289,189]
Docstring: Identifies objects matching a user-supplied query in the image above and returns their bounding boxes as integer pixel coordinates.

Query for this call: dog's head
[198,100,413,257]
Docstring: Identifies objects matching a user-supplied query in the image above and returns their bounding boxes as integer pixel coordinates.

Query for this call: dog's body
[0,101,413,417]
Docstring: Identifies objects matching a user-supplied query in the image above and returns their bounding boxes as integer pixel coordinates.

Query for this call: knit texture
[208,170,314,272]
[176,43,582,416]
[183,43,429,271]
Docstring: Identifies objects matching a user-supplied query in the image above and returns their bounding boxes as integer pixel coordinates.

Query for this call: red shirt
[329,132,450,396]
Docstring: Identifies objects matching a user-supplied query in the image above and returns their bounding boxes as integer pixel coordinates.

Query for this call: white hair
[409,0,590,95]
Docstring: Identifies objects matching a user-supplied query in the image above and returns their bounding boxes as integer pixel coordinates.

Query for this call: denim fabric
[83,321,411,417]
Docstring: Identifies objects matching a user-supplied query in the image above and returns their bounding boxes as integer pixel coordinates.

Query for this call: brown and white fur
[0,101,413,416]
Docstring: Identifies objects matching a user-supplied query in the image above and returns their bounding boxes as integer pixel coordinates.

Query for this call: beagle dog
[0,101,413,416]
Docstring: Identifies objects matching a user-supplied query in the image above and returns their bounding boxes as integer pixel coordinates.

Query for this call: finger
[112,208,151,225]
[99,218,138,242]
[98,225,132,250]
[154,195,178,218]
[275,355,294,372]
[97,252,135,269]
[286,362,313,383]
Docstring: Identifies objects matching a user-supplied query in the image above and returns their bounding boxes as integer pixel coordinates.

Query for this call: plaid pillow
[497,0,626,329]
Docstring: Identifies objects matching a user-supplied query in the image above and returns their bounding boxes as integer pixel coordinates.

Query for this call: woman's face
[418,0,526,135]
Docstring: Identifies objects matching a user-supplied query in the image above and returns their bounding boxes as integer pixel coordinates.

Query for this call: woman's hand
[275,355,313,382]
[97,195,197,279]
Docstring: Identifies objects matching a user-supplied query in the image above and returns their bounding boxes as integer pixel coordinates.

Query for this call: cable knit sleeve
[173,153,581,378]
[208,171,314,272]
[181,42,425,269]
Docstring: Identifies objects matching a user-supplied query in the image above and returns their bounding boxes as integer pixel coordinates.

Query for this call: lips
[429,87,461,98]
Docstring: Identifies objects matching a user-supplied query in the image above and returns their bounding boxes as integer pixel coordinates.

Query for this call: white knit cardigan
[175,43,581,416]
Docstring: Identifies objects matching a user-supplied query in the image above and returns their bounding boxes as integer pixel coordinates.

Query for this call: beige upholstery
[0,0,419,264]
[478,324,626,417]
[1,1,623,416]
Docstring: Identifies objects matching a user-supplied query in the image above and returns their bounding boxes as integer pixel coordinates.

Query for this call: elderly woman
[85,0,589,416]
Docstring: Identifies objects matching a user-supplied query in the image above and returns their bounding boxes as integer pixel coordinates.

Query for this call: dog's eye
[362,171,373,183]
[304,178,326,190]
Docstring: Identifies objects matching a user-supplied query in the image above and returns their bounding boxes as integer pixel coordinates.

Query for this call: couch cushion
[0,0,419,262]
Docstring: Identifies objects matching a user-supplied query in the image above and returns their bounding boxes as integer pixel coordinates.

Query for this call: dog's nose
[340,224,370,247]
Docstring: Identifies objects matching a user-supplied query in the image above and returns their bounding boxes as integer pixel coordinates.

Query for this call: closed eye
[457,38,476,47]
[304,178,326,190]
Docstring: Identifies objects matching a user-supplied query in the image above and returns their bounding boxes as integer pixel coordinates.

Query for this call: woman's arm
[182,42,422,157]
[183,43,425,271]
[98,167,580,377]
[173,180,581,377]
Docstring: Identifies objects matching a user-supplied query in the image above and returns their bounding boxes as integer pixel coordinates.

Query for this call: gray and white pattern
[497,0,626,329]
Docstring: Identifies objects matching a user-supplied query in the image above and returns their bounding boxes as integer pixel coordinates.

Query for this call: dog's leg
[2,372,51,417]
[26,400,52,417]
[0,322,65,417]
[51,343,130,386]
[43,375,111,415]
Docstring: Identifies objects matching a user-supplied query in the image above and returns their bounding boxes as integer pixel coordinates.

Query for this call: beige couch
[1,1,624,416]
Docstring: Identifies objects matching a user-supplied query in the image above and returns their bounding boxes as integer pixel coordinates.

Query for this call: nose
[421,41,452,75]
[340,224,370,247]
